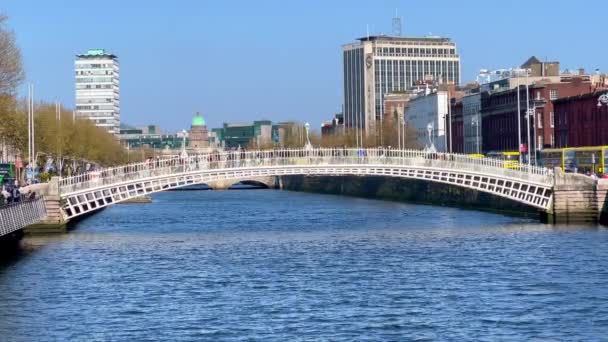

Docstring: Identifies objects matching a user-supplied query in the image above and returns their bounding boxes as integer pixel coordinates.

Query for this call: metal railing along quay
[58,148,555,195]
[0,197,47,238]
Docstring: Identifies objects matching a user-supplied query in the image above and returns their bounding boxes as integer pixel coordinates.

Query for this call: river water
[1,190,607,341]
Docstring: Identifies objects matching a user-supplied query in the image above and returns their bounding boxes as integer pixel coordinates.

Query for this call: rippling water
[1,190,608,340]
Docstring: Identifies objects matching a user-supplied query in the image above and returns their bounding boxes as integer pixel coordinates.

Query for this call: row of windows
[343,48,365,129]
[76,98,115,104]
[75,63,117,69]
[76,70,114,76]
[374,47,456,57]
[373,59,460,117]
[537,134,555,148]
[76,105,117,111]
[76,77,114,83]
[76,84,115,89]
[487,89,559,106]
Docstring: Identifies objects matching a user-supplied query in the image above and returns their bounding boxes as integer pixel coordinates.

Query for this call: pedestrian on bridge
[1,186,10,204]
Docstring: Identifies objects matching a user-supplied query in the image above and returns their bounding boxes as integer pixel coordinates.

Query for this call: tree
[0,14,24,95]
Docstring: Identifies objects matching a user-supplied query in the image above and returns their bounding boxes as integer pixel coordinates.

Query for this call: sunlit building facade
[75,49,120,135]
[343,35,460,134]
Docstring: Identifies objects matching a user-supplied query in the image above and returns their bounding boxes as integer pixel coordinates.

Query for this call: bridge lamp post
[181,130,188,159]
[598,94,608,108]
[304,122,313,150]
[471,115,480,154]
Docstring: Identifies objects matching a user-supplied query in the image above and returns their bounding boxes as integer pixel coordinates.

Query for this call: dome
[192,112,206,126]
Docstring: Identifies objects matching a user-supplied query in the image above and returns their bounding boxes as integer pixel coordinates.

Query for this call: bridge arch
[58,148,554,219]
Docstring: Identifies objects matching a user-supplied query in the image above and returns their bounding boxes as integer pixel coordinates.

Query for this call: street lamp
[304,122,313,150]
[426,122,436,152]
[471,115,480,154]
[181,129,188,159]
[598,94,608,107]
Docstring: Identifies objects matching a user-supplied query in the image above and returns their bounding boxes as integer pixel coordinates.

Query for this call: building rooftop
[553,89,608,104]
[192,112,206,126]
[76,48,117,59]
[356,35,452,43]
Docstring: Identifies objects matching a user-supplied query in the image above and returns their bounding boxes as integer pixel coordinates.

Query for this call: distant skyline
[2,0,607,131]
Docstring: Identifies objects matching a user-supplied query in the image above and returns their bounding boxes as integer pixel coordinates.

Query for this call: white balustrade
[58,148,554,196]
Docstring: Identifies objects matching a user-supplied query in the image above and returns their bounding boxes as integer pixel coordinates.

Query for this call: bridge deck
[57,149,555,218]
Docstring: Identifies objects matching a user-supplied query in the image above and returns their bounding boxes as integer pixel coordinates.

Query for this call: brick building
[481,76,597,153]
[554,90,608,147]
[446,98,464,153]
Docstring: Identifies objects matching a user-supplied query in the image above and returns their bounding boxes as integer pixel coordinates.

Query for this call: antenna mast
[392,9,402,36]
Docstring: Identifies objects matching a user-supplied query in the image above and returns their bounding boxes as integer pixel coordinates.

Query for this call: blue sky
[2,0,606,131]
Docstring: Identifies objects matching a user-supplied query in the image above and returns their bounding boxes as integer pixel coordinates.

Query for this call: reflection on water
[1,190,607,340]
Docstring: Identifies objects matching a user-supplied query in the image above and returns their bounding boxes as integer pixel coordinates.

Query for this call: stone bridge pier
[205,176,281,190]
[547,169,608,224]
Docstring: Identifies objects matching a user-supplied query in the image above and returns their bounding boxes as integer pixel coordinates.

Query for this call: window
[538,135,543,148]
[550,111,554,127]
[538,112,543,128]
[550,89,559,100]
[536,91,541,100]
[551,133,555,146]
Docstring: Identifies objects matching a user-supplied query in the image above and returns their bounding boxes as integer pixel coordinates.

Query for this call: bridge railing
[58,148,554,195]
[0,197,47,238]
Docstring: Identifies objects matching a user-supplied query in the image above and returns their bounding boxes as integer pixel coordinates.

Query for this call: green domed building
[188,112,209,149]
[192,114,206,127]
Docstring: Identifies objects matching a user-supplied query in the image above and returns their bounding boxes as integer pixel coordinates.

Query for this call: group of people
[0,181,36,206]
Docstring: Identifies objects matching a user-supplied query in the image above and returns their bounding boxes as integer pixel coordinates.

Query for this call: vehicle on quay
[539,146,608,174]
[485,151,520,169]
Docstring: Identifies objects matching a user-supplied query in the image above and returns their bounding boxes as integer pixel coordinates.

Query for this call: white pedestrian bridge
[58,148,555,219]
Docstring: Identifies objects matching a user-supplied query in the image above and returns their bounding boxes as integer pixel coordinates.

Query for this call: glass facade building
[343,36,460,133]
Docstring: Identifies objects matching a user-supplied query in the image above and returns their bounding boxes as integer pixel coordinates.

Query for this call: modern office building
[118,124,185,151]
[75,49,120,135]
[342,34,460,134]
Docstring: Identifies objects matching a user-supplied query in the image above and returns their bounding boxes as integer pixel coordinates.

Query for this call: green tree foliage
[0,101,129,167]
[0,14,128,167]
[0,14,24,95]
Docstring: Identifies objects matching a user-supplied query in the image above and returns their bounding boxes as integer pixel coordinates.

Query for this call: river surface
[1,190,608,341]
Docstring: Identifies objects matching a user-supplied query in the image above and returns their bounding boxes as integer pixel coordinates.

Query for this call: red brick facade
[554,90,608,147]
[481,79,596,153]
[447,99,464,153]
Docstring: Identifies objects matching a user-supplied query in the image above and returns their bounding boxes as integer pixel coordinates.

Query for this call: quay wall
[281,175,538,218]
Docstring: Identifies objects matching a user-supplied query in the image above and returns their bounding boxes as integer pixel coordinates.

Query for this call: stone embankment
[281,175,538,218]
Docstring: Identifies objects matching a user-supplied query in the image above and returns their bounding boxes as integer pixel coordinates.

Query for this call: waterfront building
[383,92,411,124]
[214,120,273,149]
[342,34,460,134]
[481,73,598,153]
[118,124,185,151]
[448,98,464,153]
[75,49,120,135]
[404,88,449,152]
[188,113,209,150]
[462,92,482,154]
[554,90,608,147]
[321,113,344,136]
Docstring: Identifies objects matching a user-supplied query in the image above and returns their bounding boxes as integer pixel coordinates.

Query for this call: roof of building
[553,89,608,104]
[521,55,559,68]
[76,48,117,59]
[356,35,452,43]
[192,112,206,126]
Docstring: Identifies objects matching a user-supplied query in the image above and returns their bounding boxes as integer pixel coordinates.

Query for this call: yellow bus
[539,146,608,174]
[485,151,520,169]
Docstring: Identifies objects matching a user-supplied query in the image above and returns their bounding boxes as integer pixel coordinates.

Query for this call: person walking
[1,186,10,205]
